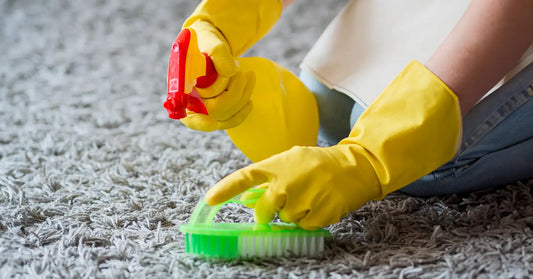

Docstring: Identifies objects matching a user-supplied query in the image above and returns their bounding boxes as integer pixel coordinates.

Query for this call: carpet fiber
[2,1,533,278]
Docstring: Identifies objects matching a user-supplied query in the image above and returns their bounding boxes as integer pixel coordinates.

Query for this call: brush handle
[189,188,266,225]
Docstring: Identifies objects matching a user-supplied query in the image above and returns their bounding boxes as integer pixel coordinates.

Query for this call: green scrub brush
[180,188,330,259]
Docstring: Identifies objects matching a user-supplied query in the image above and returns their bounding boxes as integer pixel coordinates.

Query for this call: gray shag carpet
[2,0,533,278]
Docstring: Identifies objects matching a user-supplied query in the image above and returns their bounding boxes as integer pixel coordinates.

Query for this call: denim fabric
[300,62,533,196]
[299,70,356,146]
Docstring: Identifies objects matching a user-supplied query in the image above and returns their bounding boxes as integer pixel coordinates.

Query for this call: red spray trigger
[164,28,218,119]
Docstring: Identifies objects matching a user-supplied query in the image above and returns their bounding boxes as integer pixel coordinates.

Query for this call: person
[174,0,533,230]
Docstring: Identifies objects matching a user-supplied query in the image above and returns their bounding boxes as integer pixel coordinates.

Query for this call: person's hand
[181,0,283,86]
[206,144,382,230]
[180,64,256,132]
[182,57,320,164]
[185,20,237,96]
[178,0,283,131]
[205,61,463,229]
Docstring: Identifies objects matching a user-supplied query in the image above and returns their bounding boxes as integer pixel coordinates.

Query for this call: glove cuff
[340,60,462,198]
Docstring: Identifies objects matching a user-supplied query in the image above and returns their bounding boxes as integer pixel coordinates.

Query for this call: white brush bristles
[237,234,325,258]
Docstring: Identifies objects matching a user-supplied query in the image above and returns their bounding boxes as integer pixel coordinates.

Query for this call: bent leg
[299,70,355,146]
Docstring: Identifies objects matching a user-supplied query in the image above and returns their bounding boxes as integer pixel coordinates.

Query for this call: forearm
[425,0,533,116]
[282,0,295,9]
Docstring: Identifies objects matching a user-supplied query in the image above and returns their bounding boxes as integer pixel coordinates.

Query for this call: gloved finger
[275,192,312,225]
[239,183,268,208]
[181,101,252,131]
[296,208,341,231]
[214,101,252,130]
[207,38,238,78]
[203,71,256,121]
[195,75,231,99]
[278,208,310,225]
[202,71,246,117]
[189,20,236,78]
[254,189,287,225]
[179,111,218,132]
[205,164,269,206]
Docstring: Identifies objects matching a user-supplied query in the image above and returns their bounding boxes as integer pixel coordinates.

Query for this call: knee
[350,102,365,128]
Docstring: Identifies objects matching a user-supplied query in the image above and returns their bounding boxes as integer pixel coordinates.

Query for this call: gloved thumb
[189,20,237,78]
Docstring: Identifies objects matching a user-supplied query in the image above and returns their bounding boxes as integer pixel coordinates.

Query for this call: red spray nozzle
[165,28,218,119]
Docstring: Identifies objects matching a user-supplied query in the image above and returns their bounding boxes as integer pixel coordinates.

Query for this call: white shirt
[300,0,533,107]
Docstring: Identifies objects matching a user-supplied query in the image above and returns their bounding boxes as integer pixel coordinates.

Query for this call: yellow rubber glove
[181,0,283,98]
[183,57,319,162]
[180,65,256,132]
[205,61,462,230]
[184,0,282,58]
[178,0,283,132]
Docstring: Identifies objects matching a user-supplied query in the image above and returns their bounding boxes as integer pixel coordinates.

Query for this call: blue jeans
[300,62,533,196]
